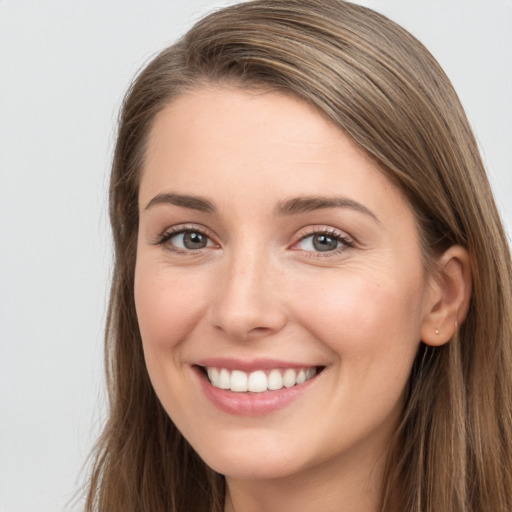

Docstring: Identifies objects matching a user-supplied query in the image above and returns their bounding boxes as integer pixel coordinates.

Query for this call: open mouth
[197,365,324,393]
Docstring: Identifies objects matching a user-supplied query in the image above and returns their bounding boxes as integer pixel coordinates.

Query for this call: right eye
[160,229,216,251]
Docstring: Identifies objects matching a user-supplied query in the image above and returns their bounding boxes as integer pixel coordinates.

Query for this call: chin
[207,454,301,481]
[186,431,291,478]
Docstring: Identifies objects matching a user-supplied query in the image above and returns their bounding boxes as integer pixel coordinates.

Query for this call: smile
[204,366,319,393]
[194,362,325,415]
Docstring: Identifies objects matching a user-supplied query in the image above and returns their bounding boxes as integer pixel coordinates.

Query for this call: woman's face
[135,86,435,484]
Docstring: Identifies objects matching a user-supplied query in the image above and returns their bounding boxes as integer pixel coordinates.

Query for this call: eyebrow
[274,195,380,223]
[144,192,379,223]
[145,193,216,213]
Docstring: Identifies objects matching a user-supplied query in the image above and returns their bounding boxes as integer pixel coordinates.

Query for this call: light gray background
[1,1,511,511]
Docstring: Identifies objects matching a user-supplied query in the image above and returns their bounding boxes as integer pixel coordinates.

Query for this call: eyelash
[293,227,355,258]
[155,225,355,257]
[155,224,216,255]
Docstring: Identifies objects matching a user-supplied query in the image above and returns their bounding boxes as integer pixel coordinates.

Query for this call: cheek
[292,266,425,375]
[133,262,211,426]
[134,263,206,360]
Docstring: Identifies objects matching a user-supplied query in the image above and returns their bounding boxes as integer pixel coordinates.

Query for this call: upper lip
[195,358,322,372]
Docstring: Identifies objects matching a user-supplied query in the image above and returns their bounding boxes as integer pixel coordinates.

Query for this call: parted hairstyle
[84,1,512,511]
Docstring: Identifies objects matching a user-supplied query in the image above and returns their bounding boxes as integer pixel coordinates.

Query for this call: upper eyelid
[161,223,213,237]
[155,223,217,246]
[154,223,355,247]
[290,228,356,259]
[294,225,354,243]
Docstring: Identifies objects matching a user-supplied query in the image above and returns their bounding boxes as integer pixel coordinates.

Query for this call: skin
[134,86,470,512]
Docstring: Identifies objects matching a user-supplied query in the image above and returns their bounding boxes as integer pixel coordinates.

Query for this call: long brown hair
[84,1,512,510]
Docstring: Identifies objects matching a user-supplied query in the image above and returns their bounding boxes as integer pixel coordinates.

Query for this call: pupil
[184,232,207,249]
[313,234,338,252]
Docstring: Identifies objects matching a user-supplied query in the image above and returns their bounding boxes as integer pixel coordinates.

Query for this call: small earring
[435,329,440,335]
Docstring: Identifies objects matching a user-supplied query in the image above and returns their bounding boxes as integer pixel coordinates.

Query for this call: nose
[208,248,287,341]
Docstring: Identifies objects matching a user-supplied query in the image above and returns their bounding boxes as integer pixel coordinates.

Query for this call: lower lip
[194,367,319,416]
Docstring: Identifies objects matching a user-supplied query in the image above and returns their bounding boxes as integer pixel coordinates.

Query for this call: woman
[84,1,512,510]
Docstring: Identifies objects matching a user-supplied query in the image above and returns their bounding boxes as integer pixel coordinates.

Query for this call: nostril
[249,326,273,334]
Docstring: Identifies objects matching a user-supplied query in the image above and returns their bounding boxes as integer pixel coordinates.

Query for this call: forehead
[143,85,348,174]
[140,86,412,223]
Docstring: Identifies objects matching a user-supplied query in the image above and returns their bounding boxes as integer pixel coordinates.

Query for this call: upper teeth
[206,367,317,393]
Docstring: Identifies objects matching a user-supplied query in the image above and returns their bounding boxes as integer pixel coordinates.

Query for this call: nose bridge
[210,238,286,340]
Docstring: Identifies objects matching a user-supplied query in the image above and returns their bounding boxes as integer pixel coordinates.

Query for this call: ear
[421,245,472,347]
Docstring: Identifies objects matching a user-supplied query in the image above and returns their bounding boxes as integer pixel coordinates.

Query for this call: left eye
[167,230,214,250]
[296,233,345,252]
